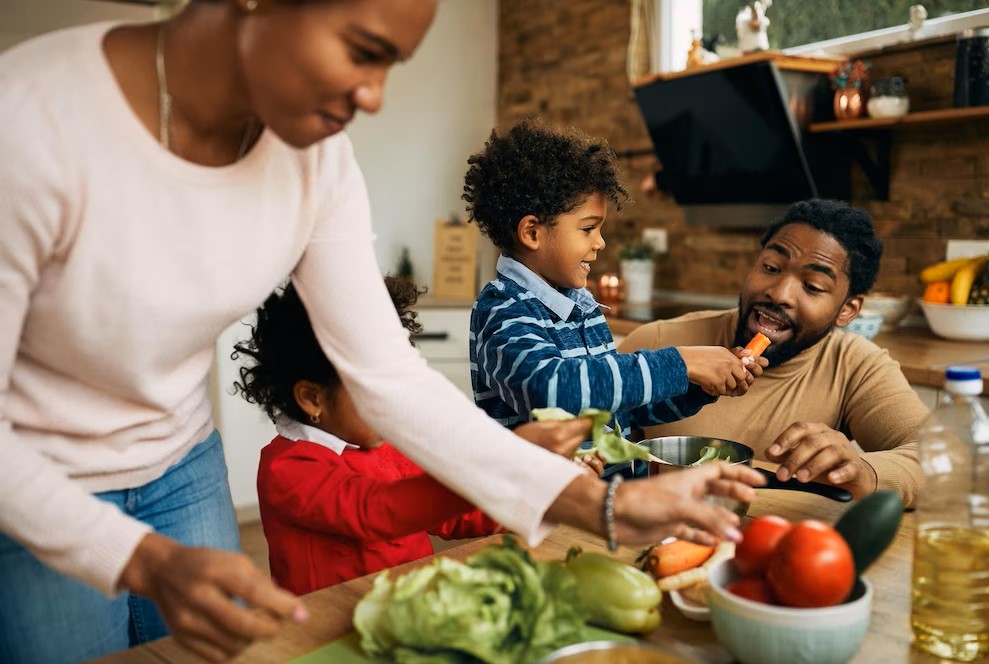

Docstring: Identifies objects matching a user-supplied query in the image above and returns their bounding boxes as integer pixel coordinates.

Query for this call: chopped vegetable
[531,407,651,464]
[689,445,733,466]
[354,536,587,663]
[565,547,662,634]
[657,541,735,591]
[745,332,772,357]
[638,539,715,579]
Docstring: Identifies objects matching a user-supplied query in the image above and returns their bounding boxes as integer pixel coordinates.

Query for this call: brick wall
[498,1,989,297]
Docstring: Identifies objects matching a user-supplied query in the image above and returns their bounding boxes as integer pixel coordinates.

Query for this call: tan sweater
[619,310,926,506]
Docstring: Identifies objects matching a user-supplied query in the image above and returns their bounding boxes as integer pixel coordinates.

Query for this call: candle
[597,274,623,302]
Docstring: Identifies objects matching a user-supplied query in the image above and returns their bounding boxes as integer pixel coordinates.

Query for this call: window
[655,1,989,72]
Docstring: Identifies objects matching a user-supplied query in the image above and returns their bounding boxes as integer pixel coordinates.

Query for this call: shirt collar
[496,254,606,320]
[274,415,358,456]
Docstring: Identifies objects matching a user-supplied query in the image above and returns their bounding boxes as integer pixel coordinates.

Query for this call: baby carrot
[745,332,771,358]
[640,539,715,579]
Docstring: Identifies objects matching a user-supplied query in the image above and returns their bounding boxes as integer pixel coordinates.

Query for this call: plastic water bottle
[911,366,989,661]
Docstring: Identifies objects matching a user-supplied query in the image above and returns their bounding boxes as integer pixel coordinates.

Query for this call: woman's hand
[512,419,593,459]
[545,462,766,548]
[614,462,766,546]
[120,534,307,662]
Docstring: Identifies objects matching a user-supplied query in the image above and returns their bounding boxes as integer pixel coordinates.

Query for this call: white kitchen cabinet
[415,306,473,399]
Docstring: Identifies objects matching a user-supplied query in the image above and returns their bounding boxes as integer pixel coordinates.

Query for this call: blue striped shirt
[470,256,714,438]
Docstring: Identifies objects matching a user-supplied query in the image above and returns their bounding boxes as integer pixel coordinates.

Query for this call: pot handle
[754,467,853,502]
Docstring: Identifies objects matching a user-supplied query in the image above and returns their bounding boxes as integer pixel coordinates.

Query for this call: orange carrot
[745,332,772,358]
[640,539,715,579]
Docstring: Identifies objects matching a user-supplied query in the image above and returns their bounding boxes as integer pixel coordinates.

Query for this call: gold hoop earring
[310,412,320,425]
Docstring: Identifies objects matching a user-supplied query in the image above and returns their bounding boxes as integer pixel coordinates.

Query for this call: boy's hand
[731,346,769,394]
[512,419,593,459]
[676,346,750,397]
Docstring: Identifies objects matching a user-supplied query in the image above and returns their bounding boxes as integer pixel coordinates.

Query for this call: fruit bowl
[918,301,989,341]
[707,558,873,664]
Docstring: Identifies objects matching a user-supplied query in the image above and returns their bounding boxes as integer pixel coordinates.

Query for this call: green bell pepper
[565,548,662,634]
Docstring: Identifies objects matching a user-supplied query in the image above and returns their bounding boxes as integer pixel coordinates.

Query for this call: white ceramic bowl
[841,312,884,340]
[918,300,989,341]
[861,292,913,331]
[867,95,909,118]
[707,559,873,664]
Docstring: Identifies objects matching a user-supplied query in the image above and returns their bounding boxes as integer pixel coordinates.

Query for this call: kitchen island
[96,462,940,664]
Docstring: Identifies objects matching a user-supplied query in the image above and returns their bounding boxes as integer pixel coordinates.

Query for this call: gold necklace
[155,25,255,160]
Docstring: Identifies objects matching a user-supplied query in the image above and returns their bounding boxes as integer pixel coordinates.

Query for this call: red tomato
[766,519,855,608]
[727,576,775,604]
[735,515,792,576]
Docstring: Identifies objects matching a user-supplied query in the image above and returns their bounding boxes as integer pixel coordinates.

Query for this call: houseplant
[619,241,655,304]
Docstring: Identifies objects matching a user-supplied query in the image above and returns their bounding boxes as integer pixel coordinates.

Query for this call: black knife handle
[755,467,853,502]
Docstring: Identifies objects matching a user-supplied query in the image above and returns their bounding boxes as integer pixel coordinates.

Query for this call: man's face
[733,223,863,368]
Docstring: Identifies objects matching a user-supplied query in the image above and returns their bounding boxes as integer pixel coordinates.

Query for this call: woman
[0,0,762,661]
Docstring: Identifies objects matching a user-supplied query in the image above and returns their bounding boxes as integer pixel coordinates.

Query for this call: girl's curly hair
[462,117,630,252]
[232,276,425,423]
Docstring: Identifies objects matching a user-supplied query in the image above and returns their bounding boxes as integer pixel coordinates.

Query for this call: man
[620,199,924,506]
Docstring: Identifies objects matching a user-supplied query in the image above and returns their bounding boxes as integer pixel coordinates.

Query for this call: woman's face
[238,0,437,148]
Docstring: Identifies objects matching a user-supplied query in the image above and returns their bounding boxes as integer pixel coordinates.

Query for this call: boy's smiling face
[521,193,607,291]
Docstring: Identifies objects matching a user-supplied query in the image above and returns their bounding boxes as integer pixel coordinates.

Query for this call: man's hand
[765,422,878,499]
[512,419,593,459]
[120,534,307,662]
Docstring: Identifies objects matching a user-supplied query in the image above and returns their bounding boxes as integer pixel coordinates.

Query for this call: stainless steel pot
[638,436,852,516]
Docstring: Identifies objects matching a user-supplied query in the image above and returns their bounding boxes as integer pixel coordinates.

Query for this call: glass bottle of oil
[911,366,989,661]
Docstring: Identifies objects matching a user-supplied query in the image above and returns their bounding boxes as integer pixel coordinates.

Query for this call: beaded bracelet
[604,474,623,552]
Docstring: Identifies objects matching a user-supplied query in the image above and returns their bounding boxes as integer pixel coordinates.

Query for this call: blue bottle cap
[945,366,982,381]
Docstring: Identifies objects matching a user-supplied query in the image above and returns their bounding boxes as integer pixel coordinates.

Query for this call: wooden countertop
[606,312,989,396]
[97,463,937,664]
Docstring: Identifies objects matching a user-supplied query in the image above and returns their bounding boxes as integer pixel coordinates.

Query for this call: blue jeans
[0,430,241,663]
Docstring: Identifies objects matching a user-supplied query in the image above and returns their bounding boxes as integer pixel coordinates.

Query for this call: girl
[236,278,589,592]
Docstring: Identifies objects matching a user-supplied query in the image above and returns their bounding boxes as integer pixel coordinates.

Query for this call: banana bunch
[920,255,989,305]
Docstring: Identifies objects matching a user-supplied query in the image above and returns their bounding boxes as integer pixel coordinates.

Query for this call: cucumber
[833,490,904,576]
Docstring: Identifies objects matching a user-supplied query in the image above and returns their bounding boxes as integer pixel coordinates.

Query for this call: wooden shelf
[809,105,989,133]
[633,51,842,86]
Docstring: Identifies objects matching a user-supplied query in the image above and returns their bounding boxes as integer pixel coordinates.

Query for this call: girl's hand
[575,451,605,477]
[512,419,592,459]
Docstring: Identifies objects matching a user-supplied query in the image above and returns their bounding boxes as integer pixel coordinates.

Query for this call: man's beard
[732,300,836,369]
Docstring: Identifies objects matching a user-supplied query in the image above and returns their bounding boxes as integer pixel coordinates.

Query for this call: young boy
[463,119,764,466]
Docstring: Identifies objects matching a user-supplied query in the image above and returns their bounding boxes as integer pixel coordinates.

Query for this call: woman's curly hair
[232,276,425,423]
[462,117,630,252]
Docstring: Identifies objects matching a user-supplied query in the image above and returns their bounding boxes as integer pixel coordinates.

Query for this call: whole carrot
[638,539,715,579]
[745,332,771,358]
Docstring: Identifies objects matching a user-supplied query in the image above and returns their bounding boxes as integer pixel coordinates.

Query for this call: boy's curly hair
[232,276,425,423]
[462,118,630,253]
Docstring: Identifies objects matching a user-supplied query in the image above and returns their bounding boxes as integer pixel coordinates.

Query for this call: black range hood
[633,60,850,227]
